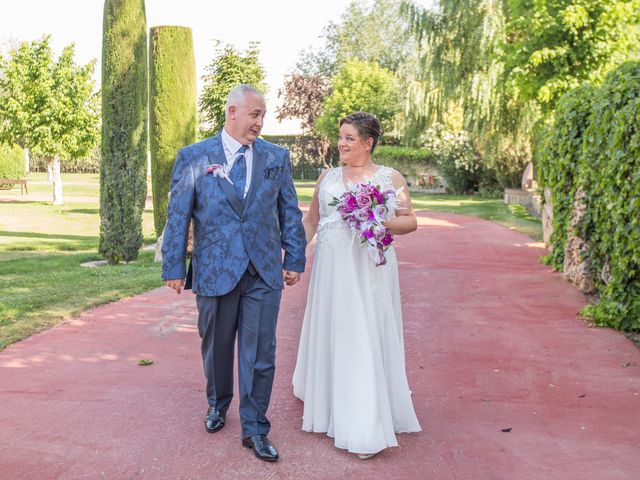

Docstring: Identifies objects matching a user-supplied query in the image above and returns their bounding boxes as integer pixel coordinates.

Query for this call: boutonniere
[204,163,233,183]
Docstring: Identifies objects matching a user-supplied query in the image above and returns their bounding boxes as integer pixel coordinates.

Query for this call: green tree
[100,0,148,264]
[402,1,528,168]
[403,0,640,185]
[199,42,267,135]
[0,35,99,204]
[315,59,400,140]
[297,0,418,76]
[505,0,640,115]
[149,26,197,237]
[296,0,421,144]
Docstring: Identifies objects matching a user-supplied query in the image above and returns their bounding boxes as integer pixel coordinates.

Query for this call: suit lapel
[207,134,243,217]
[243,141,266,214]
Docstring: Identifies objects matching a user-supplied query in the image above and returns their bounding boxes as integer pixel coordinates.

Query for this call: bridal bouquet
[329,181,400,266]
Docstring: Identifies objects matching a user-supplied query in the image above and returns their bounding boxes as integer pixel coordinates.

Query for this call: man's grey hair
[225,84,264,118]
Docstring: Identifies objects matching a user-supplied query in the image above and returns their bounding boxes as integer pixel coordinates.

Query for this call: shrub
[373,145,435,179]
[29,147,101,173]
[149,26,197,237]
[0,144,25,185]
[421,125,483,194]
[99,0,148,264]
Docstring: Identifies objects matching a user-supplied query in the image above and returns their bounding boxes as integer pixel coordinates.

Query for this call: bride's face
[338,123,372,166]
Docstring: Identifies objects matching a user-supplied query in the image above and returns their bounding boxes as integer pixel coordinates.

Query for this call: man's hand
[284,270,301,286]
[165,278,185,294]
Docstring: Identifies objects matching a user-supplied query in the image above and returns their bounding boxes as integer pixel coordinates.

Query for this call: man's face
[227,92,266,144]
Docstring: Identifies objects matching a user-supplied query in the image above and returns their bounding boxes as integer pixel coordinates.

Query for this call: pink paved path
[1,212,639,480]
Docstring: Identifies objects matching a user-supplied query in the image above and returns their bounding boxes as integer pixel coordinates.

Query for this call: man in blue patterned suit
[162,84,306,462]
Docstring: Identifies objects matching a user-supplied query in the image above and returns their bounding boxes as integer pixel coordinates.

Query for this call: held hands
[165,278,185,294]
[284,270,301,286]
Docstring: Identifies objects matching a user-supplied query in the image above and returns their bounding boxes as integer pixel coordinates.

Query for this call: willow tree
[402,0,532,186]
[100,0,148,264]
[403,0,640,185]
[149,26,196,237]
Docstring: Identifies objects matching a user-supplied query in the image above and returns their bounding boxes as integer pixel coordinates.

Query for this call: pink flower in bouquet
[374,204,389,220]
[373,225,387,241]
[381,233,393,247]
[346,216,361,230]
[338,205,351,217]
[362,227,375,240]
[329,180,399,267]
[366,184,384,202]
[344,194,359,212]
[354,207,370,222]
[356,191,373,208]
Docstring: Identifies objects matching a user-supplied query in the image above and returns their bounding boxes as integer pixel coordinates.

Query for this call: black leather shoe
[204,407,225,433]
[242,434,279,462]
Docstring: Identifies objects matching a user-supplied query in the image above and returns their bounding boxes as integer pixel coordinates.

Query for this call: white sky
[0,0,434,134]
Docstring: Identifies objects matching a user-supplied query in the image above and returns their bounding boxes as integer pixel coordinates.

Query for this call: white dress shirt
[221,128,253,198]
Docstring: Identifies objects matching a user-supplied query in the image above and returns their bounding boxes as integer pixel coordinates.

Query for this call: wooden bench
[0,178,28,195]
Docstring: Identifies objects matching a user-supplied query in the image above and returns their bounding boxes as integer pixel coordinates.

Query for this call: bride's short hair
[339,112,382,153]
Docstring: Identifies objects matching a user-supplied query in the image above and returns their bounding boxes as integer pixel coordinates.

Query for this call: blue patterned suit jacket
[161,133,306,296]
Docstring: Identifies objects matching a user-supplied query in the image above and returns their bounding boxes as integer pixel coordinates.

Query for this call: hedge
[261,135,436,181]
[29,148,100,173]
[99,0,148,264]
[373,145,435,178]
[538,84,597,269]
[149,26,197,237]
[0,143,25,185]
[262,134,336,180]
[539,62,640,330]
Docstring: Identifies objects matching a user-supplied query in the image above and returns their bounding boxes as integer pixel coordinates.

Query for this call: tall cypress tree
[149,26,196,237]
[100,0,148,264]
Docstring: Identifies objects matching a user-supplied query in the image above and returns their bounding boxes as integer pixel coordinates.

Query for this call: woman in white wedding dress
[292,112,421,459]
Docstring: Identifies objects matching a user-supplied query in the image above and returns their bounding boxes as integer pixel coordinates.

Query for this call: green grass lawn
[410,192,543,241]
[0,174,161,350]
[296,187,542,241]
[0,173,542,351]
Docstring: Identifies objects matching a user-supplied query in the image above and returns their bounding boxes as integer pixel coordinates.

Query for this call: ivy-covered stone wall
[539,62,640,330]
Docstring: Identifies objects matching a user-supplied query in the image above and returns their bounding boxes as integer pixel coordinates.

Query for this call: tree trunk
[48,156,64,205]
[24,147,30,175]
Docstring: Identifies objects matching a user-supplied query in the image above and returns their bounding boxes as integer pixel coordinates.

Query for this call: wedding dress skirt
[292,167,421,454]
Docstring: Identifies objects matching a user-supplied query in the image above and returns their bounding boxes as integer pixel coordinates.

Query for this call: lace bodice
[318,166,395,220]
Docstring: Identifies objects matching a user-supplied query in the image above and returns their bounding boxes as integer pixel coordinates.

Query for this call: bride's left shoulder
[379,165,402,178]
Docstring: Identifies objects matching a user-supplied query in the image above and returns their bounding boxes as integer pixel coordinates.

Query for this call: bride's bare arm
[383,169,417,236]
[302,169,329,245]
